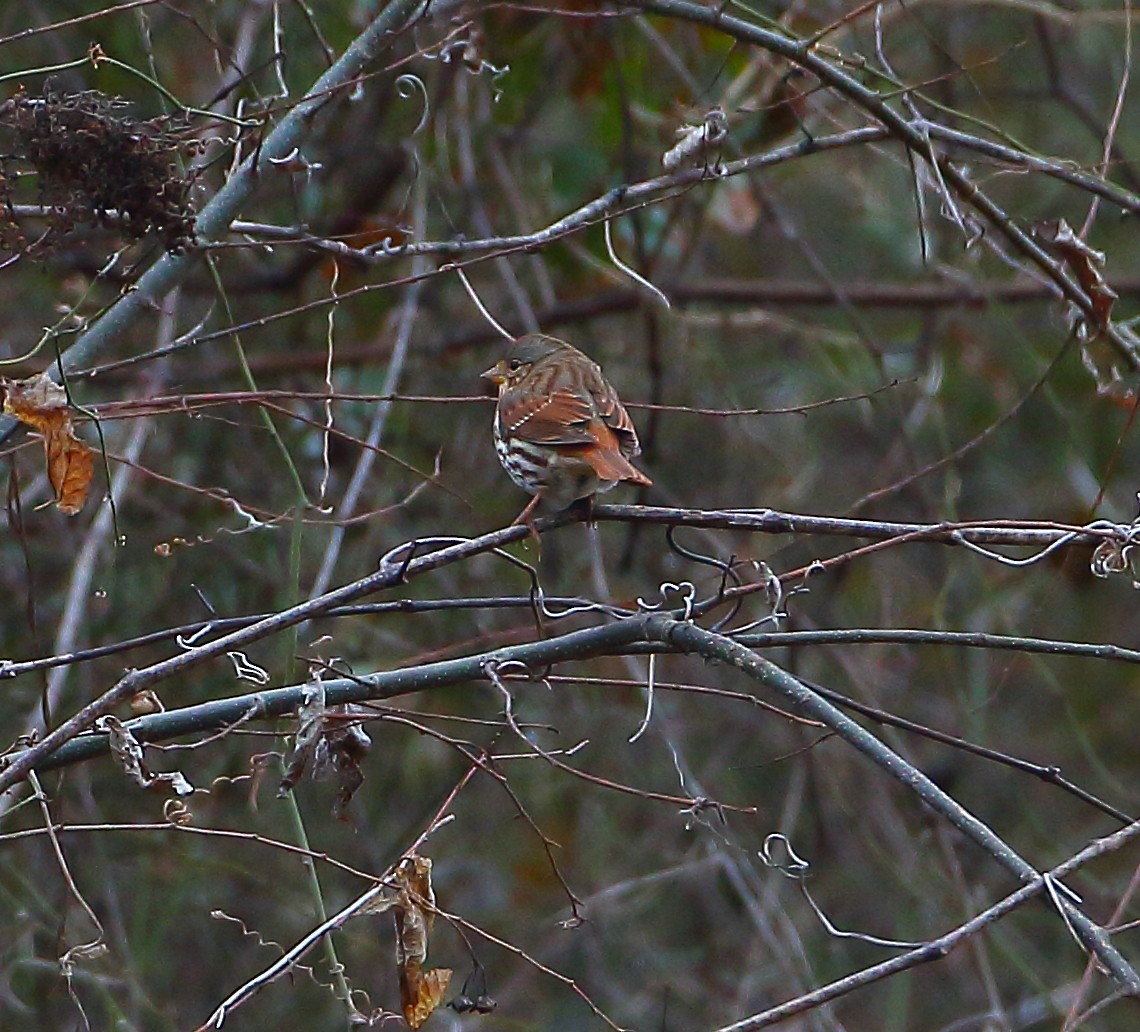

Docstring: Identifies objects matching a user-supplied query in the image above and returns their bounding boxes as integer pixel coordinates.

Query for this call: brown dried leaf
[394,856,436,965]
[1034,218,1118,330]
[366,856,452,1028]
[2,373,93,515]
[2,373,67,433]
[394,856,452,1026]
[401,964,452,1029]
[47,424,94,515]
[277,688,325,795]
[316,721,371,819]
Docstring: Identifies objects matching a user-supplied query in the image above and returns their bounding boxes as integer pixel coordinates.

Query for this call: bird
[481,333,652,527]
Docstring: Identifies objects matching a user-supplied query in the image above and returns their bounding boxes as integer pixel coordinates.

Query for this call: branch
[624,0,1139,365]
[736,626,1140,666]
[6,503,1128,789]
[35,612,1140,1002]
[32,112,1131,271]
[35,613,658,771]
[0,595,620,680]
[645,619,1140,997]
[711,818,1140,1030]
[0,0,433,443]
[221,126,887,262]
[0,520,553,792]
[590,504,1122,548]
[209,116,1138,261]
[37,621,1139,831]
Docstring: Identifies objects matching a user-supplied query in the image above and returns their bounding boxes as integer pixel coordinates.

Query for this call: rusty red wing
[497,387,596,445]
[591,380,642,459]
[551,352,643,459]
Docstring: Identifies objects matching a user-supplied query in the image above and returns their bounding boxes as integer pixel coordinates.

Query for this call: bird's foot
[510,493,543,543]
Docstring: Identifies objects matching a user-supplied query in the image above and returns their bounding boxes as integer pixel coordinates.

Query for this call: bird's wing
[592,385,641,457]
[497,388,596,445]
[499,385,651,485]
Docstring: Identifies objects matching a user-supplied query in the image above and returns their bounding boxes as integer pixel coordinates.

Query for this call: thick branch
[0,520,545,792]
[36,622,1140,785]
[624,0,1138,365]
[0,0,432,443]
[647,620,1140,998]
[35,612,1140,1000]
[34,615,655,771]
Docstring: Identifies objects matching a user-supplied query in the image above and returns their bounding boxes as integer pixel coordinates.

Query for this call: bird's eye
[508,358,522,371]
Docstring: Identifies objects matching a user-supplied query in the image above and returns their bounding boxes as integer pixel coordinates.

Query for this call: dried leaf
[401,964,451,1029]
[2,373,93,515]
[316,721,371,819]
[277,683,372,817]
[365,855,452,1028]
[395,857,437,966]
[662,107,728,170]
[277,686,326,795]
[1034,218,1118,330]
[46,424,94,515]
[98,715,194,796]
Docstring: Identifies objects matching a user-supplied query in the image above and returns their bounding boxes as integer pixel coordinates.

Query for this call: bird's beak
[481,360,507,385]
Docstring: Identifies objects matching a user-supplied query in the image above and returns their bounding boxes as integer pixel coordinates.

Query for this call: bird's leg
[511,492,543,541]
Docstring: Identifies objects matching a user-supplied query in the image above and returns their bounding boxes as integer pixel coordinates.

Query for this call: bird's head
[481,334,567,388]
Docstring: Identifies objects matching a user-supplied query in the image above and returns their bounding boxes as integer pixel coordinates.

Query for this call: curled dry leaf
[2,373,94,515]
[363,855,453,1029]
[98,715,194,796]
[318,720,371,819]
[277,686,326,795]
[1032,219,1135,396]
[402,966,451,1029]
[662,107,728,170]
[1034,218,1118,331]
[277,683,372,818]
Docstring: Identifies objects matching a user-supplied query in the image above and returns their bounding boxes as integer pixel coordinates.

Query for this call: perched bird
[482,334,652,526]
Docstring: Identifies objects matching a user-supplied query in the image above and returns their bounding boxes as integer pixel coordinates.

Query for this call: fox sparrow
[482,334,651,525]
